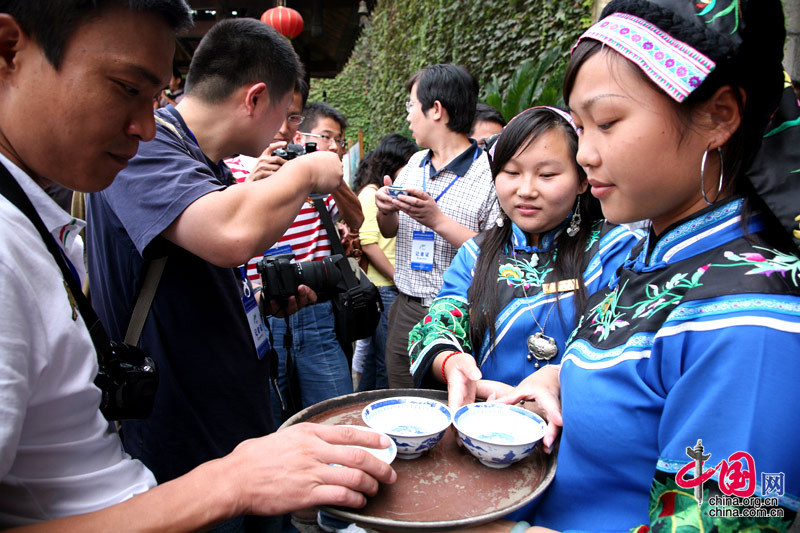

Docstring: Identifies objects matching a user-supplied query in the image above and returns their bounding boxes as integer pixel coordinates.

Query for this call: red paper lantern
[260,6,304,39]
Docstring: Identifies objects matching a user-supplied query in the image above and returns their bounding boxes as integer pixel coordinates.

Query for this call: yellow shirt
[358,185,395,287]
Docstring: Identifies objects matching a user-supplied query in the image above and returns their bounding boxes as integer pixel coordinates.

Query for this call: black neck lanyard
[0,164,112,363]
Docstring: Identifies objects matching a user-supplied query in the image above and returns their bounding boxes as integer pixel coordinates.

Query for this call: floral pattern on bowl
[453,403,545,468]
[362,397,452,459]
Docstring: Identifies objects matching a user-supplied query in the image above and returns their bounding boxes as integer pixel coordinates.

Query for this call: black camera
[273,142,317,160]
[257,253,383,351]
[257,253,347,304]
[94,341,158,421]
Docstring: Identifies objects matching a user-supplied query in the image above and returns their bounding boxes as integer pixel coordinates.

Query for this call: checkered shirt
[393,146,500,302]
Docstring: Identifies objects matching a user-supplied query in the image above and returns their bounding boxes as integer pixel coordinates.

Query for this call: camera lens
[295,255,343,300]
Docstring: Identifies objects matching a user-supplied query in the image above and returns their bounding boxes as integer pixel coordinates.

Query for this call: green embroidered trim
[409,298,470,366]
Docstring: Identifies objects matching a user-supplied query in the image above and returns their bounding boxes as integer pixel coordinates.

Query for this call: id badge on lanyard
[409,150,477,271]
[411,230,435,271]
[239,268,269,360]
[263,244,293,257]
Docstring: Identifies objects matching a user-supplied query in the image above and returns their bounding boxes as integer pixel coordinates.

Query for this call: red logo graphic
[676,440,757,500]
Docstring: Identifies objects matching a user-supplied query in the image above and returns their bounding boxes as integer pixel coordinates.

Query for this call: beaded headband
[574,12,716,102]
[488,106,577,160]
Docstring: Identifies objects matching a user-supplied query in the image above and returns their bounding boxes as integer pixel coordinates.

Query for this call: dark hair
[298,101,348,133]
[468,108,601,352]
[471,103,506,135]
[295,77,310,109]
[353,151,375,194]
[563,0,786,194]
[0,0,193,69]
[405,64,478,134]
[353,133,417,193]
[184,18,302,105]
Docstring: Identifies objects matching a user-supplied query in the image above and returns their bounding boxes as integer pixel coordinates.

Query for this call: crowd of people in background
[1,0,799,532]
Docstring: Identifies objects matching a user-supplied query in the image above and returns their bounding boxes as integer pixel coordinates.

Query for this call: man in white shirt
[376,64,500,388]
[0,1,394,530]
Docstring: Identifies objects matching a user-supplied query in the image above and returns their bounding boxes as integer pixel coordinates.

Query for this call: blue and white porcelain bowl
[361,397,452,459]
[453,403,546,469]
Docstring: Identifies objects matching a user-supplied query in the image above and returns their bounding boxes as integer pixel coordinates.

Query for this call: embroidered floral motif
[408,298,471,366]
[499,264,523,282]
[585,227,602,252]
[497,255,552,289]
[588,281,630,342]
[582,245,800,343]
[697,0,741,35]
[586,264,710,340]
[629,265,709,320]
[722,247,800,286]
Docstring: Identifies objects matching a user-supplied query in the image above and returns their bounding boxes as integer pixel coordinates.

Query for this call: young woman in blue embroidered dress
[407,107,644,417]
[491,1,800,532]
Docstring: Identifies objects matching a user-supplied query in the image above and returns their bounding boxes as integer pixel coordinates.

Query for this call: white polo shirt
[0,154,155,526]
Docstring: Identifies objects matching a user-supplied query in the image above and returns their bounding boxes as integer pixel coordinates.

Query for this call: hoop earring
[566,200,581,237]
[700,145,724,206]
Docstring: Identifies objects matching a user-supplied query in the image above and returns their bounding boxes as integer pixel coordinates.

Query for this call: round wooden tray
[280,389,557,531]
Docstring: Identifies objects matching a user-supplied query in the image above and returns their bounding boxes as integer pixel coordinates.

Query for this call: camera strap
[265,323,285,417]
[264,313,302,422]
[312,196,347,257]
[0,165,113,364]
[281,315,302,419]
[313,196,366,289]
[312,197,372,361]
[124,257,167,347]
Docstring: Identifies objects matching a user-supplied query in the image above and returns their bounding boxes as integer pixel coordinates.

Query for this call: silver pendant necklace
[526,331,558,366]
[516,250,558,368]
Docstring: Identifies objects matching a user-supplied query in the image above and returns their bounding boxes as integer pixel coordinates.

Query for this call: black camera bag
[313,197,383,357]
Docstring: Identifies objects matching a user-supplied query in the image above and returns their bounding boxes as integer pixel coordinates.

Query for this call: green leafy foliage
[484,46,567,122]
[310,0,591,150]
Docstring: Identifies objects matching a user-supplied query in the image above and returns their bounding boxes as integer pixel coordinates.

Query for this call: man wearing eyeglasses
[269,102,364,426]
[226,78,309,184]
[295,102,349,157]
[375,64,501,389]
[234,100,364,426]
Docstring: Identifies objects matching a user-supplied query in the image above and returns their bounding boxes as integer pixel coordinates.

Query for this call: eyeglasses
[302,131,347,149]
[287,114,304,126]
[405,100,420,113]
